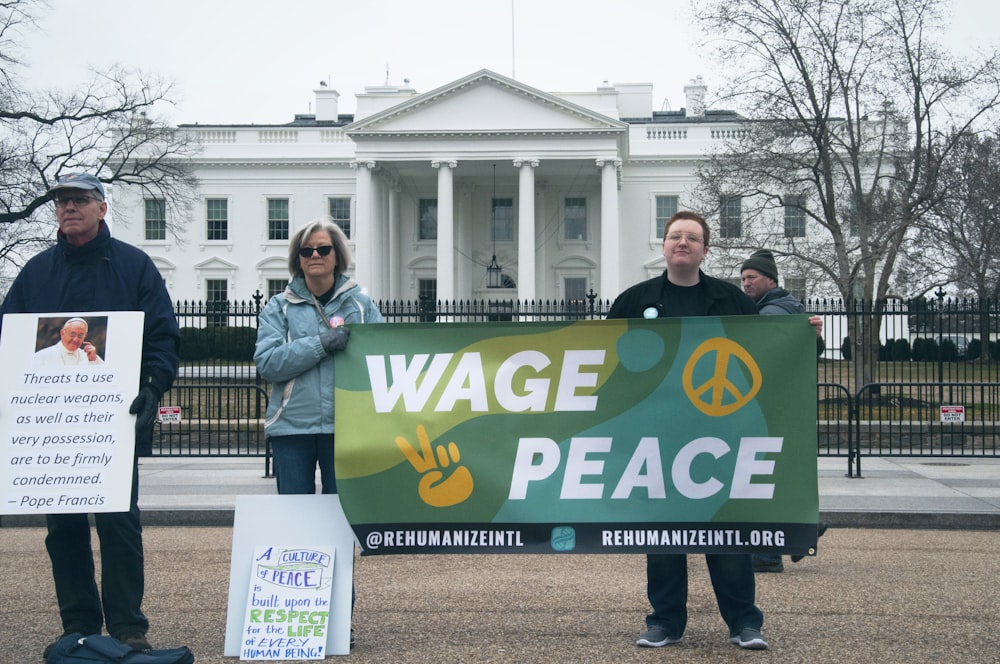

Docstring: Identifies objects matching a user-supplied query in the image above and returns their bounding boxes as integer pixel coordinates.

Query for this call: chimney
[314,85,340,122]
[683,75,707,118]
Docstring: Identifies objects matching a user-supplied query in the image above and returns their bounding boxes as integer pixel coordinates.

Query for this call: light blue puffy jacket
[254,274,384,437]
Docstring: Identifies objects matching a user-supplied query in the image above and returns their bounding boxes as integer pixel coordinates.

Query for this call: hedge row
[840,336,999,361]
[179,326,257,361]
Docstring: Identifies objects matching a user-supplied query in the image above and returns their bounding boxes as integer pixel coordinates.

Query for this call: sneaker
[753,559,784,573]
[730,627,768,650]
[117,633,152,652]
[636,625,682,647]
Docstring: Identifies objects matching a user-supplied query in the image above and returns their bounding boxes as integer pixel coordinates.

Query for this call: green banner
[335,316,818,555]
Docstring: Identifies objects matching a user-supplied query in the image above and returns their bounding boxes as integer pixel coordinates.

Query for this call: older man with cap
[741,248,827,573]
[0,173,180,656]
[740,249,806,315]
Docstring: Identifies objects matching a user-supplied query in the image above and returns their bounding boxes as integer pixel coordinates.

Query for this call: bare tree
[0,0,199,283]
[691,0,1000,391]
[905,128,1000,360]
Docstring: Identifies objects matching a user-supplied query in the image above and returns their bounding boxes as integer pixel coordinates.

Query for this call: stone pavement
[2,456,999,663]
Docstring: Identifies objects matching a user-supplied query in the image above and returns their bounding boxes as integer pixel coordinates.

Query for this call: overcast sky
[19,0,999,126]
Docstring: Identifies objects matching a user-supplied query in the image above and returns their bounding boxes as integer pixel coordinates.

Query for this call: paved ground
[2,456,999,663]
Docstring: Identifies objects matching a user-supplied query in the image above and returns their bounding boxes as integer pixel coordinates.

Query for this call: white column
[598,159,621,299]
[388,182,400,299]
[456,184,473,299]
[432,160,457,302]
[352,160,375,293]
[515,159,538,301]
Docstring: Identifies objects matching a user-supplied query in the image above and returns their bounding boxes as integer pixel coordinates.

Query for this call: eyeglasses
[298,245,334,258]
[664,232,704,244]
[54,195,100,208]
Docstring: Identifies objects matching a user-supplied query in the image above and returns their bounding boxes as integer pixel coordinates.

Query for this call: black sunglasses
[298,245,334,258]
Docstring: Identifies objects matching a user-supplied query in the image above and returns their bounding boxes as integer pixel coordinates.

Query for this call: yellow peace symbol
[682,337,762,417]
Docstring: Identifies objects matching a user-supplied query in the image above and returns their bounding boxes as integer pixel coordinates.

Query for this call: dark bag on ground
[45,633,194,664]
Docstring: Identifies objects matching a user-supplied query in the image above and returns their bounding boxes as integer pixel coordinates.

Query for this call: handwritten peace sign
[682,337,762,416]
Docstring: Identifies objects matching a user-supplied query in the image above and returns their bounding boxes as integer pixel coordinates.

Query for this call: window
[492,198,513,242]
[206,199,228,241]
[267,198,289,241]
[719,197,742,238]
[329,198,351,238]
[206,279,228,328]
[563,277,587,306]
[655,195,679,239]
[144,199,166,241]
[785,277,807,303]
[266,278,288,299]
[784,195,806,238]
[418,278,437,322]
[564,197,587,241]
[418,199,437,240]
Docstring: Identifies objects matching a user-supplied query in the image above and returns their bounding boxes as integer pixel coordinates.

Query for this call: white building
[112,69,808,306]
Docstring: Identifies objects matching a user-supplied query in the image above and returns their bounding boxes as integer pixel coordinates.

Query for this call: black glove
[320,326,351,353]
[129,385,160,445]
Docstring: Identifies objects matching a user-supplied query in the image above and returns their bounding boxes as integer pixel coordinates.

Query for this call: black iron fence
[161,294,1000,475]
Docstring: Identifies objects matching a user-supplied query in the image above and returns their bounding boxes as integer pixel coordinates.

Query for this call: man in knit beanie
[740,249,804,315]
[741,248,826,573]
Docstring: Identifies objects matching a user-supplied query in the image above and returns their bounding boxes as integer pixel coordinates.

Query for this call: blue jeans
[46,458,147,638]
[645,553,762,638]
[269,433,355,610]
[270,434,336,495]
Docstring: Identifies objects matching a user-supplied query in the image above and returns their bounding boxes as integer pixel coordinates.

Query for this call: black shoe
[753,560,784,573]
[117,633,152,652]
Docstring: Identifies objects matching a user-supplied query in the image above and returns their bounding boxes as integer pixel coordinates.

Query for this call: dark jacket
[607,270,757,319]
[754,287,805,315]
[0,223,180,397]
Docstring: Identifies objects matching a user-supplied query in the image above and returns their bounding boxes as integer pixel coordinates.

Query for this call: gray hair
[62,317,89,330]
[287,217,352,278]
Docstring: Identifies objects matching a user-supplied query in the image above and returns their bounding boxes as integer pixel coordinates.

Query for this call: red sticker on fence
[158,406,182,423]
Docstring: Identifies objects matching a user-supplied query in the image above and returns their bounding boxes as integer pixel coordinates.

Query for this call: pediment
[150,256,176,271]
[347,70,626,136]
[256,257,287,270]
[194,257,238,271]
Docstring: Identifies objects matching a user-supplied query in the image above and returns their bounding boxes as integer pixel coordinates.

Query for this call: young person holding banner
[608,210,769,651]
[0,172,180,659]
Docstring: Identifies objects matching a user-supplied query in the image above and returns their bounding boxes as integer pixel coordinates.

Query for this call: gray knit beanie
[741,249,778,282]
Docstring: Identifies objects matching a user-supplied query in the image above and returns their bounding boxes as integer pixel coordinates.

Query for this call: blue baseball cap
[48,173,106,200]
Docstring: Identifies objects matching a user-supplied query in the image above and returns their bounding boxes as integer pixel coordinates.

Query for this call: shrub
[178,325,256,361]
[841,335,851,360]
[217,326,257,361]
[911,337,936,362]
[890,338,911,361]
[179,327,210,361]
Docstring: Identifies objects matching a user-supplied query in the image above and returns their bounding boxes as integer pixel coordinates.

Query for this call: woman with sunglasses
[254,216,384,495]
